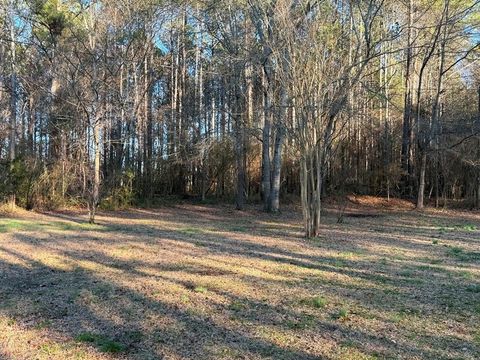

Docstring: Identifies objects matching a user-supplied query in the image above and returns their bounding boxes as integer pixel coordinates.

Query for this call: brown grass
[0,199,479,359]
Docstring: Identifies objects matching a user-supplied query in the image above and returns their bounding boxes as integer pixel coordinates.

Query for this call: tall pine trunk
[8,1,17,206]
[261,69,271,210]
[89,122,101,224]
[269,124,284,212]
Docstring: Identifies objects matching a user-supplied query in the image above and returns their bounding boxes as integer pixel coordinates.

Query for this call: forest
[0,0,478,233]
[1,1,480,359]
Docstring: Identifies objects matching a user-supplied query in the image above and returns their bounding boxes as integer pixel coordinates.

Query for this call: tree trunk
[300,145,322,238]
[269,124,284,212]
[235,110,246,209]
[261,70,271,210]
[8,1,17,206]
[89,122,101,224]
[9,18,16,163]
[417,0,448,210]
[416,152,426,209]
[401,0,414,195]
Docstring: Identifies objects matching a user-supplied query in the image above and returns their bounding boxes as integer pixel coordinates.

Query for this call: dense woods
[0,0,479,235]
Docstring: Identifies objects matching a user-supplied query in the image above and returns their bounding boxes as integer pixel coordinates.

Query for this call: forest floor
[0,197,479,360]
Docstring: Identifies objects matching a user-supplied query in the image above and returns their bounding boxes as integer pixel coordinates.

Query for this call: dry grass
[0,199,479,359]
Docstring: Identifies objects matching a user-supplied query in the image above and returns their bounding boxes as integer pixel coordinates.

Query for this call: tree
[1,0,479,228]
[267,0,386,236]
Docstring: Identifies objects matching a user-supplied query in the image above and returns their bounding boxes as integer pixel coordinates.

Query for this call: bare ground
[0,199,479,359]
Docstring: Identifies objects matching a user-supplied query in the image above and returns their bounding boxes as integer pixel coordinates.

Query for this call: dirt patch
[347,195,416,211]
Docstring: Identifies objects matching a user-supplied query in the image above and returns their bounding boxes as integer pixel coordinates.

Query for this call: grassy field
[0,199,479,359]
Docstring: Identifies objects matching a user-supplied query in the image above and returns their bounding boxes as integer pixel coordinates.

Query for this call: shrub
[100,169,135,210]
[301,296,327,309]
[334,308,349,321]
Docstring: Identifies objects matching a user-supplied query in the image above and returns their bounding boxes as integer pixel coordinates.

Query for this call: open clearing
[0,202,479,359]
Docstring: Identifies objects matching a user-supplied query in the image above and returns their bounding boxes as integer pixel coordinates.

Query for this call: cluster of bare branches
[0,0,479,234]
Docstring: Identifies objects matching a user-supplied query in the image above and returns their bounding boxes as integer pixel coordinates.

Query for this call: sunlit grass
[0,219,107,233]
[0,205,479,359]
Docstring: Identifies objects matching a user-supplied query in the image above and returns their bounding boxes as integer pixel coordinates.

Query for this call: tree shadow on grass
[0,244,471,360]
[0,245,327,359]
[1,207,479,359]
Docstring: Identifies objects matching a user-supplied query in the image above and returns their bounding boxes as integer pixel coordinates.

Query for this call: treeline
[0,0,479,235]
